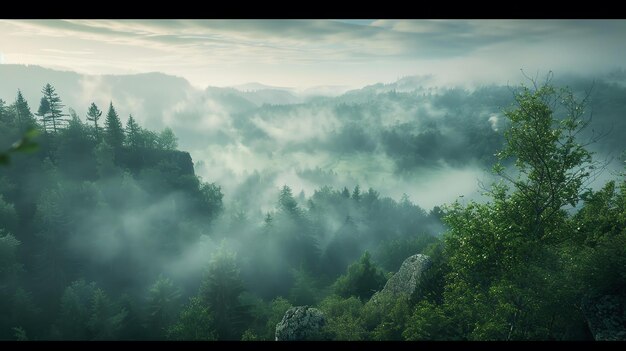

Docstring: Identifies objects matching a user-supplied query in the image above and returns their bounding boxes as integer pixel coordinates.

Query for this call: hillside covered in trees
[0,74,625,341]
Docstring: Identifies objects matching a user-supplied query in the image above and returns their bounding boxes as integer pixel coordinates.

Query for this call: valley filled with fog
[1,63,626,341]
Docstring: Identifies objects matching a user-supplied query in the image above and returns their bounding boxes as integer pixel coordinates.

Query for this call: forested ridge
[0,77,625,341]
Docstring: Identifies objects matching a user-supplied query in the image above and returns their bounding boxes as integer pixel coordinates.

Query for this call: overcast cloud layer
[1,20,626,89]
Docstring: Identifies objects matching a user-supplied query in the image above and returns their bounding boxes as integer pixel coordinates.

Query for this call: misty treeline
[1,76,625,341]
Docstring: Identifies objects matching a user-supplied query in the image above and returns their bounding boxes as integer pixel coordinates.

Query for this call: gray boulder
[275,306,326,341]
[371,254,432,303]
[582,294,626,341]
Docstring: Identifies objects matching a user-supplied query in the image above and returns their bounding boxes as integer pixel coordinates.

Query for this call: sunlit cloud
[1,19,625,88]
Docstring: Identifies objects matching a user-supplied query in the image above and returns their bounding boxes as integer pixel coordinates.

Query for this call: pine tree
[13,90,36,131]
[104,102,124,149]
[41,83,68,133]
[352,185,361,202]
[278,185,298,214]
[341,187,351,198]
[198,249,249,340]
[125,115,140,149]
[86,103,103,139]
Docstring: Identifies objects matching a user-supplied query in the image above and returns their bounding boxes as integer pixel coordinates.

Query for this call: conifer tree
[104,102,125,148]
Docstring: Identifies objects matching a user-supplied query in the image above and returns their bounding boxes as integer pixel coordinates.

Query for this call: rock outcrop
[371,254,432,303]
[275,306,326,341]
[582,294,626,341]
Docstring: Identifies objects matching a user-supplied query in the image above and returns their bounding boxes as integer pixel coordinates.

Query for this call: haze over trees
[0,73,625,341]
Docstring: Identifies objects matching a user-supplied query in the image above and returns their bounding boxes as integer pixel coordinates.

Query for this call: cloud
[2,20,625,88]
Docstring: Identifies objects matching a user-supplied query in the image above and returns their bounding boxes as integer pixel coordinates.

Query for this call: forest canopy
[0,74,625,341]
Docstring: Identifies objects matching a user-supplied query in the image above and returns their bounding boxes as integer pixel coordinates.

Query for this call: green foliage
[431,79,599,340]
[494,78,597,242]
[145,275,182,339]
[265,297,292,340]
[0,195,17,233]
[125,115,141,149]
[241,329,258,340]
[55,280,97,339]
[319,295,366,340]
[375,235,438,272]
[14,90,36,131]
[198,248,249,340]
[362,292,411,340]
[40,83,68,133]
[88,288,128,340]
[0,128,39,166]
[333,251,387,301]
[411,240,449,304]
[0,231,23,283]
[167,296,216,340]
[157,127,178,151]
[86,102,103,138]
[12,327,28,341]
[104,102,125,148]
[572,179,626,297]
[94,141,118,178]
[53,280,127,340]
[288,265,324,306]
[198,182,224,220]
[279,185,299,214]
[403,300,454,340]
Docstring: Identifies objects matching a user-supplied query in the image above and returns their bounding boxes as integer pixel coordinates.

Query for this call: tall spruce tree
[13,90,36,131]
[104,102,124,149]
[125,115,140,149]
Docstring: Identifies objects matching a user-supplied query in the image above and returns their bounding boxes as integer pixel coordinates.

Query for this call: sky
[1,19,626,89]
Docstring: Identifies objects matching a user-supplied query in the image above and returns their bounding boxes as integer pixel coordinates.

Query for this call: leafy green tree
[438,78,598,340]
[104,102,125,148]
[157,127,178,150]
[572,179,626,297]
[197,182,224,221]
[137,128,159,148]
[362,292,411,340]
[86,102,103,139]
[319,295,366,340]
[198,248,250,340]
[264,297,292,340]
[167,296,216,340]
[403,300,455,340]
[492,78,598,243]
[333,251,387,301]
